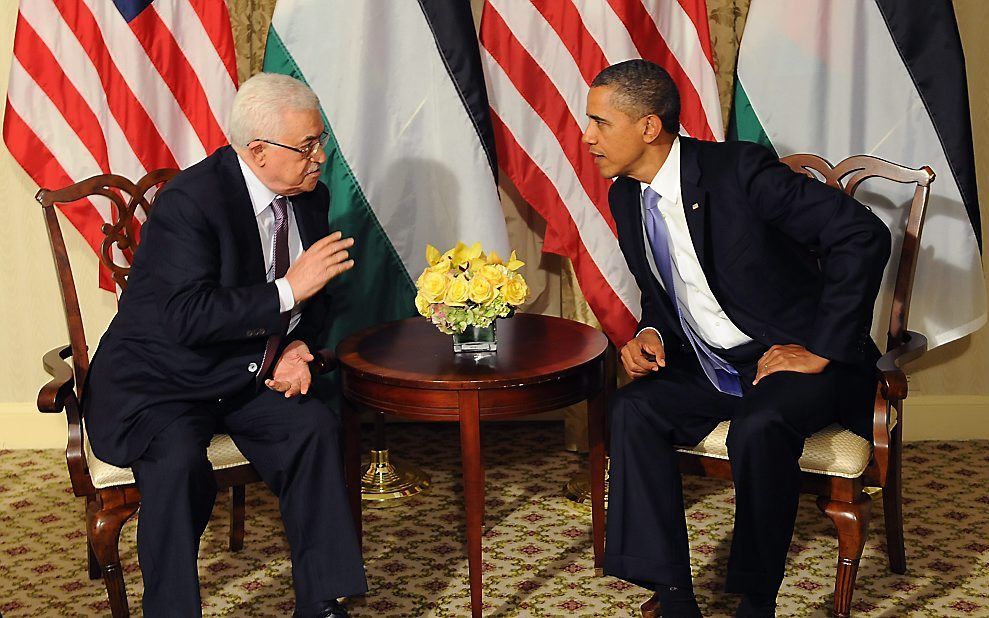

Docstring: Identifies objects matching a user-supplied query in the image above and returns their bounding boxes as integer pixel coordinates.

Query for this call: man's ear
[641,114,662,144]
[249,142,267,167]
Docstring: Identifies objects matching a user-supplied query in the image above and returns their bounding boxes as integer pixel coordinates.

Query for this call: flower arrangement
[414,242,529,335]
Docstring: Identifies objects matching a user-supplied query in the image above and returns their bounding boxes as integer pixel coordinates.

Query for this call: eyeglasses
[251,130,330,159]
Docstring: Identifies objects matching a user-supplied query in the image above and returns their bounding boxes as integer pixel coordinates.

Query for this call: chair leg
[883,429,906,574]
[85,496,101,580]
[818,494,872,618]
[88,538,101,580]
[229,485,246,552]
[88,499,139,618]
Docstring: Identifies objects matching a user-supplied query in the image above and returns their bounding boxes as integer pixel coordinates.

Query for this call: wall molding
[2,396,989,450]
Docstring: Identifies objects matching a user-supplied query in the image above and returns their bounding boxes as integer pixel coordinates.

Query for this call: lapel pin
[691,203,700,210]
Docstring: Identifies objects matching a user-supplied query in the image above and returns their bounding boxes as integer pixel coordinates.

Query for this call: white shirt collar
[639,136,681,205]
[236,151,280,217]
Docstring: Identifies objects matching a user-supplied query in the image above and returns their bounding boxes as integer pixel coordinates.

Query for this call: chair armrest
[38,345,76,413]
[876,330,927,401]
[310,348,338,375]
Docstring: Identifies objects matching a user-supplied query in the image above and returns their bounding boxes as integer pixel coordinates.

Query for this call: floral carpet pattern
[1,423,987,617]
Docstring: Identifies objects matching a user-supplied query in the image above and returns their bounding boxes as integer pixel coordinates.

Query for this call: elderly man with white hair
[83,73,365,618]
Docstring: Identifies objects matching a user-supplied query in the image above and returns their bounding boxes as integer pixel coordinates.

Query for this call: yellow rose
[426,256,453,273]
[468,275,495,304]
[479,264,507,288]
[418,270,449,303]
[444,274,470,306]
[503,274,528,306]
[414,292,432,317]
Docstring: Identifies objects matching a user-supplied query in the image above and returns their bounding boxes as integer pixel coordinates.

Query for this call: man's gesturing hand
[620,329,665,379]
[753,344,829,385]
[265,340,314,398]
[285,232,355,302]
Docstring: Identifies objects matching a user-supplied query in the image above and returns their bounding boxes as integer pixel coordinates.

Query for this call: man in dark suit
[583,60,890,617]
[84,73,364,618]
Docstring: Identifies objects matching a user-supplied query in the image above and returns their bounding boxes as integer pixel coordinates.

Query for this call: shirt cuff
[636,326,664,346]
[274,278,296,314]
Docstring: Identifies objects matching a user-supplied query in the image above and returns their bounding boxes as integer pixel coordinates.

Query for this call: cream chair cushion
[676,421,873,479]
[85,432,252,489]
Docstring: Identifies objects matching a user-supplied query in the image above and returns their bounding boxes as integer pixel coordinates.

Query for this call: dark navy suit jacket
[83,146,330,466]
[610,138,891,430]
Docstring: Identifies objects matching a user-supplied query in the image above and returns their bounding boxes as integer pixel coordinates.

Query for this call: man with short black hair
[84,73,365,618]
[583,60,889,617]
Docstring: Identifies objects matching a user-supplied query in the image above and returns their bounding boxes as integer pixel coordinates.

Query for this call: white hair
[228,73,321,148]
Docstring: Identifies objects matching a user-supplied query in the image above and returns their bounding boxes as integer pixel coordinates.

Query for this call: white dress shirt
[638,137,751,350]
[236,154,304,334]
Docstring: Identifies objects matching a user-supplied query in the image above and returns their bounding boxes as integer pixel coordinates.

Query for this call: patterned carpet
[1,423,988,617]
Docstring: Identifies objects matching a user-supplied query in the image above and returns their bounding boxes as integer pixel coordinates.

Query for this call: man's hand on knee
[753,344,829,385]
[620,329,665,379]
[266,340,314,397]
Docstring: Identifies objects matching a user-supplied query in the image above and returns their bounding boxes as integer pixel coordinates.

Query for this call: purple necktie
[257,196,291,386]
[268,195,290,282]
[642,187,742,396]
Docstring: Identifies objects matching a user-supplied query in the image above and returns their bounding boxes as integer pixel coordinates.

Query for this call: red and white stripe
[4,0,237,290]
[480,0,723,345]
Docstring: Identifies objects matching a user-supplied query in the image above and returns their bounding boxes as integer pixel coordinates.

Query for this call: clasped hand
[752,343,829,385]
[265,340,314,398]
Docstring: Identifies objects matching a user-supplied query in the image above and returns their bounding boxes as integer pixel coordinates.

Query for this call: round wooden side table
[337,313,613,617]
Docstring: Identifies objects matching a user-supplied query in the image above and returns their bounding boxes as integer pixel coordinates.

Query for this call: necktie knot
[271,196,289,224]
[643,186,661,211]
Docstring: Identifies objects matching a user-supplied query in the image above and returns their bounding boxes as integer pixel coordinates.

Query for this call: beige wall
[2,1,988,447]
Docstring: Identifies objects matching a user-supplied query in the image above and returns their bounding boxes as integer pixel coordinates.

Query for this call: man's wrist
[636,326,664,346]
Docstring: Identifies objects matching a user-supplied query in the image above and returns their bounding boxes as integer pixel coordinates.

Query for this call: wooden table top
[336,313,609,390]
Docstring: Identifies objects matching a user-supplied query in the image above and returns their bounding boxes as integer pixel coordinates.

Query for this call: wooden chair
[36,170,339,617]
[665,154,934,617]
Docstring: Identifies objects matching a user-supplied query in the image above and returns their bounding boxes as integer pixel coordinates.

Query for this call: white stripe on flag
[572,0,641,67]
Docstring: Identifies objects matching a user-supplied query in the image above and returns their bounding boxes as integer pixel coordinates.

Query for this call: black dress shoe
[293,599,349,618]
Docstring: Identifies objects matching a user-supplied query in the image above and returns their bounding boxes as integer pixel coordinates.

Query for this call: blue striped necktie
[642,187,742,396]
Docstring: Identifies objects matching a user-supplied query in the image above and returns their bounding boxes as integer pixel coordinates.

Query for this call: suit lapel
[615,177,667,304]
[220,147,267,282]
[679,137,710,276]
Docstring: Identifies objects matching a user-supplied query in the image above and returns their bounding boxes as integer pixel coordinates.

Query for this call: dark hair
[591,59,680,134]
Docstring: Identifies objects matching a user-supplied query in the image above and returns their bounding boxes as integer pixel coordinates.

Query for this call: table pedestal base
[360,449,431,508]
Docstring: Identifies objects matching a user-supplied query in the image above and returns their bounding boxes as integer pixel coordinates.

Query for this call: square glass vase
[452,322,498,353]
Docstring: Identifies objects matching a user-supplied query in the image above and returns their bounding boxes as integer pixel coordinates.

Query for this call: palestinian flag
[733,0,983,348]
[264,0,509,353]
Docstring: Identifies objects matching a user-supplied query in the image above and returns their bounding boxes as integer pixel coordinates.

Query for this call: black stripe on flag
[876,0,981,251]
[417,0,498,182]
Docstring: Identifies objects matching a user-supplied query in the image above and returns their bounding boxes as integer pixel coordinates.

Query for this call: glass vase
[452,322,497,353]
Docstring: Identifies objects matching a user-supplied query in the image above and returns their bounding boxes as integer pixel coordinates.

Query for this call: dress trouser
[130,388,367,618]
[603,352,874,596]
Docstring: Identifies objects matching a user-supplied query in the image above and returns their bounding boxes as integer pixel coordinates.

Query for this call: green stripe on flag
[264,29,417,359]
[728,80,776,154]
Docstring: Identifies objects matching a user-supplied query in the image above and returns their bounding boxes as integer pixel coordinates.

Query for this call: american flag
[479,0,723,345]
[4,0,238,290]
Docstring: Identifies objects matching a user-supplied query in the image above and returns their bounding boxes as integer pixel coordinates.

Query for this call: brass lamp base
[360,449,431,508]
[564,457,609,508]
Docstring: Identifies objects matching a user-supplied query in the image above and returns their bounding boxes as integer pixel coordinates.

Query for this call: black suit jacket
[83,146,331,466]
[611,137,891,371]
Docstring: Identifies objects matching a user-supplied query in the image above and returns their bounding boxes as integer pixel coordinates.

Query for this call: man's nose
[581,125,595,145]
